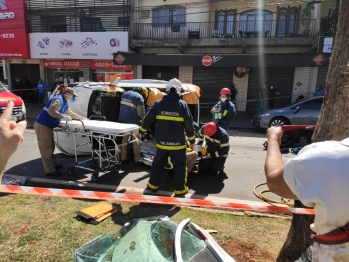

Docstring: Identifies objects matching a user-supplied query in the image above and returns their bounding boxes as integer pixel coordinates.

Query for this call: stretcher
[55,119,140,182]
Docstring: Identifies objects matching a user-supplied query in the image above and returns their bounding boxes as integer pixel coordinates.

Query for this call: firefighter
[211,88,237,131]
[198,122,229,175]
[34,87,85,176]
[139,78,195,196]
[119,86,148,165]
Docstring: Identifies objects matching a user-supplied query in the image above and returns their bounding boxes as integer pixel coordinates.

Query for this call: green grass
[0,193,291,262]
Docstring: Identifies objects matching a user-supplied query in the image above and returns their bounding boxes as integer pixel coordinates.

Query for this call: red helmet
[220,88,231,96]
[204,122,218,136]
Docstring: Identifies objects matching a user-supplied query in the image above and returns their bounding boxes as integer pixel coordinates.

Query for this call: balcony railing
[133,20,316,39]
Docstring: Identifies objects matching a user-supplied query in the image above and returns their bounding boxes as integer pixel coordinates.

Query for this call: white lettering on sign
[0,33,14,38]
[0,12,15,19]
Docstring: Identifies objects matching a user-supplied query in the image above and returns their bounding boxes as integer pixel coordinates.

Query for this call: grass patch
[0,194,290,262]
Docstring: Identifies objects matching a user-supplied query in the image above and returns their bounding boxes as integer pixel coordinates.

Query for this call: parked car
[0,82,26,122]
[53,79,202,156]
[252,96,323,128]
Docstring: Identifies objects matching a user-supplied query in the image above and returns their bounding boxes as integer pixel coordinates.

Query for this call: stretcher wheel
[114,165,120,172]
[91,173,99,182]
[91,159,97,167]
[67,168,75,176]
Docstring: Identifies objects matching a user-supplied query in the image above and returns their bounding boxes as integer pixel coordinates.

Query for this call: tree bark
[277,0,349,260]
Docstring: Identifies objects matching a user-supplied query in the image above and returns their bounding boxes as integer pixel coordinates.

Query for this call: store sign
[89,60,132,70]
[0,0,30,58]
[43,60,83,69]
[30,32,129,59]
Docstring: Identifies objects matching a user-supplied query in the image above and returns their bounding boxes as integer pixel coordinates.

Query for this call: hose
[253,182,294,207]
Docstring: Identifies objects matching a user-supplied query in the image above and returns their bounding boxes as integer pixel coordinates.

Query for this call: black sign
[113,52,330,67]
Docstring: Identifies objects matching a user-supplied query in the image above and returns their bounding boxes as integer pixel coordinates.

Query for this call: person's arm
[182,103,195,146]
[222,102,236,120]
[214,133,229,158]
[136,97,145,120]
[197,127,204,146]
[139,103,157,135]
[0,101,27,179]
[65,108,84,120]
[264,127,298,199]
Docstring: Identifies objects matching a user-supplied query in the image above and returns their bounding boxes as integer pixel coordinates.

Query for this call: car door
[292,98,323,125]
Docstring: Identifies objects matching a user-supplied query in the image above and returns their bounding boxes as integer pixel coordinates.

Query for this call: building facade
[115,0,335,112]
[0,0,133,101]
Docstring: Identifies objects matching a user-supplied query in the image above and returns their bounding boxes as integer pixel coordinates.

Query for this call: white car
[53,79,202,156]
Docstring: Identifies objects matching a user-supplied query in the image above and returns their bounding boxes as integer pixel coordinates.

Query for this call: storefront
[89,60,133,82]
[114,52,331,111]
[43,60,85,89]
[0,0,31,88]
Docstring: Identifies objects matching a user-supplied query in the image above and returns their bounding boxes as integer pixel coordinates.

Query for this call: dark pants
[38,91,45,104]
[199,157,227,174]
[148,148,187,194]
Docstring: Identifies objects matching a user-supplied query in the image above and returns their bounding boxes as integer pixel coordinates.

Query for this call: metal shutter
[316,67,329,88]
[192,67,233,105]
[246,67,295,111]
[142,66,179,81]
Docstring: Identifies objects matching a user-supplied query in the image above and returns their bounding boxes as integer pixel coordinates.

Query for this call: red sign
[89,60,132,70]
[0,0,30,58]
[115,54,125,64]
[202,55,212,66]
[43,60,84,69]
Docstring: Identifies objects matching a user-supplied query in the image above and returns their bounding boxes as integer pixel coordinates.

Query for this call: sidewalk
[25,102,256,130]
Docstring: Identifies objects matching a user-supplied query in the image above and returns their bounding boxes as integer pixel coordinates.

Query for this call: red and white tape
[0,185,315,215]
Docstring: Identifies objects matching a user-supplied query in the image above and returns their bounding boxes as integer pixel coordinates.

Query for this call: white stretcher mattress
[58,120,139,134]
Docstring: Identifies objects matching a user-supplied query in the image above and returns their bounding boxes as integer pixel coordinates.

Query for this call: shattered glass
[74,216,206,262]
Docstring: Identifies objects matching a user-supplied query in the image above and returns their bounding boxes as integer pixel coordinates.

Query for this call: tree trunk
[277,0,349,260]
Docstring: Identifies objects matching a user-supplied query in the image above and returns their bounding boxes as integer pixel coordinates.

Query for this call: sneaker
[55,164,63,170]
[133,161,144,167]
[46,170,63,176]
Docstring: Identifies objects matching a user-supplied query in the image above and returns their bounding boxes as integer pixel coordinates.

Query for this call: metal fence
[133,19,317,39]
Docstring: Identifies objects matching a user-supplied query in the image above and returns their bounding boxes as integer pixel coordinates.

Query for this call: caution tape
[0,185,315,215]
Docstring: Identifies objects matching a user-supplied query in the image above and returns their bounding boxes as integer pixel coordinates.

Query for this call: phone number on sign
[0,33,15,38]
[94,62,125,68]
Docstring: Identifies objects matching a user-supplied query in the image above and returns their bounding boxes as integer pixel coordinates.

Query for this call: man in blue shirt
[36,79,47,105]
[314,84,325,97]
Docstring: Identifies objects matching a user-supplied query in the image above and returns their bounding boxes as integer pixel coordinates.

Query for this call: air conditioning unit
[141,10,150,17]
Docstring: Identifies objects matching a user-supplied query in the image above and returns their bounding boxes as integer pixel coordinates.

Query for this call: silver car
[252,96,324,128]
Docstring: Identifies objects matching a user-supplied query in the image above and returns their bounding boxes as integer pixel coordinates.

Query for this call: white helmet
[166,78,183,95]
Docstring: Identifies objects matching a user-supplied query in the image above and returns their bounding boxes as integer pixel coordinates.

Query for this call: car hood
[0,91,23,106]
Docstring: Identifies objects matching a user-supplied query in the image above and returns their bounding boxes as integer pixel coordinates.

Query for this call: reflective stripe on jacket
[36,94,68,128]
[119,90,145,125]
[139,92,195,150]
[198,125,229,158]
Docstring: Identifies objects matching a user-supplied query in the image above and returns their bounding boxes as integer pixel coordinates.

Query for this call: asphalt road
[3,128,295,203]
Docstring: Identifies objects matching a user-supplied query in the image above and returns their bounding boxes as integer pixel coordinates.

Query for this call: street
[4,127,296,203]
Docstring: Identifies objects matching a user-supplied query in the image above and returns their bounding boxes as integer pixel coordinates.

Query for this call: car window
[300,98,323,109]
[0,82,9,92]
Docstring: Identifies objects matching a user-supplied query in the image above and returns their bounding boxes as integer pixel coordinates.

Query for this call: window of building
[215,10,235,36]
[277,7,299,37]
[153,7,185,25]
[169,10,177,23]
[239,10,272,36]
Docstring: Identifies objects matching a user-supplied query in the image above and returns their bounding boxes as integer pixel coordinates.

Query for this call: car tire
[269,117,290,127]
